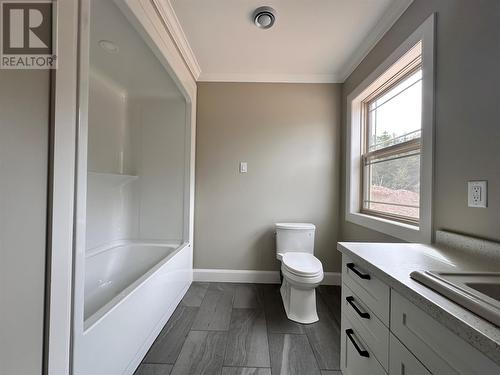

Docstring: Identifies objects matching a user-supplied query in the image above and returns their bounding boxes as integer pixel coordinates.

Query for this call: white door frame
[44,0,79,373]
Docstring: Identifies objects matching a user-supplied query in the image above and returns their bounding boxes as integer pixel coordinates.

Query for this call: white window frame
[346,14,435,243]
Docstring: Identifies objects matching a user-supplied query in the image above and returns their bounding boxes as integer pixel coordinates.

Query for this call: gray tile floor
[136,283,342,375]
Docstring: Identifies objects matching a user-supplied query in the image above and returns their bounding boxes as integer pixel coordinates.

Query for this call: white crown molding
[152,0,412,84]
[198,72,343,84]
[150,0,201,80]
[338,0,414,82]
[193,269,341,285]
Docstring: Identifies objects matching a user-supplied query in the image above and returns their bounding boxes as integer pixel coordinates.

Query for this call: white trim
[322,272,342,286]
[199,72,343,84]
[345,14,435,243]
[150,0,201,80]
[45,0,79,373]
[338,0,414,81]
[194,269,281,284]
[193,269,341,286]
[71,0,90,366]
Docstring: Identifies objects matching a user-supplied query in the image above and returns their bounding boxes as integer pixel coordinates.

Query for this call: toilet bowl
[275,223,324,324]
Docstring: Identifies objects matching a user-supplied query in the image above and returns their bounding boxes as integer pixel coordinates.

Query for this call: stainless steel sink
[410,271,500,327]
[466,282,500,302]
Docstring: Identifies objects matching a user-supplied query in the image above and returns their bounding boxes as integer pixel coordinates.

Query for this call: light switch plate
[468,180,487,208]
[239,162,247,173]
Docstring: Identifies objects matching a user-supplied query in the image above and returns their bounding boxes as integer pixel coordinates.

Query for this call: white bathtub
[74,241,192,375]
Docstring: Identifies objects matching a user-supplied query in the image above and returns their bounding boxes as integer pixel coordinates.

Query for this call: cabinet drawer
[391,290,499,375]
[390,333,430,375]
[342,283,389,370]
[342,255,390,325]
[341,313,387,375]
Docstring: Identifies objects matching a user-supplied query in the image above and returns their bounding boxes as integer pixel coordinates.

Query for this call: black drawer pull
[346,263,371,280]
[346,296,370,319]
[346,329,370,358]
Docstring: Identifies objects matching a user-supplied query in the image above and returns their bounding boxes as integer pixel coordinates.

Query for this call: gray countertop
[337,240,500,366]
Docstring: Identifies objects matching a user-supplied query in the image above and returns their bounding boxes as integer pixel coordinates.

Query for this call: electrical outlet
[468,181,487,208]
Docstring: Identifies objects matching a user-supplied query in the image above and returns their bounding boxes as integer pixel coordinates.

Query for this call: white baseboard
[193,269,341,286]
[193,269,280,284]
[322,272,342,286]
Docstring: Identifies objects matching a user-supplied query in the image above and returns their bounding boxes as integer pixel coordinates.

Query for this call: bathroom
[0,0,499,374]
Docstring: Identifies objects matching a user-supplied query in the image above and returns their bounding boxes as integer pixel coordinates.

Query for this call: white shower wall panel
[86,73,139,249]
[85,174,139,250]
[87,72,134,175]
[129,97,186,242]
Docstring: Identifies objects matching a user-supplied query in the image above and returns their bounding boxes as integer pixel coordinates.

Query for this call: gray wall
[194,1,500,273]
[0,70,49,374]
[340,0,500,243]
[195,83,341,272]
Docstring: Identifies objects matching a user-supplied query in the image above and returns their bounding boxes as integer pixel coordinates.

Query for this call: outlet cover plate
[468,180,487,208]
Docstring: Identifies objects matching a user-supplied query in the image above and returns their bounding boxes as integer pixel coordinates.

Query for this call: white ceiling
[90,0,182,98]
[170,0,413,83]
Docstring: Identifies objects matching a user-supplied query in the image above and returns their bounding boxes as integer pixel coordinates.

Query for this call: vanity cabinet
[340,254,499,375]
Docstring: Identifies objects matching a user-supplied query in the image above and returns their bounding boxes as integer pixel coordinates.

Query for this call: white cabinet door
[341,313,387,375]
[389,333,431,375]
[391,290,499,375]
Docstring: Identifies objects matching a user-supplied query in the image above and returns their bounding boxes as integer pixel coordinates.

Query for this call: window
[361,43,422,224]
[345,15,434,243]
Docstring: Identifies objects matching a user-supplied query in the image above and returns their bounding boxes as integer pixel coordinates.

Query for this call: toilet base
[280,277,319,324]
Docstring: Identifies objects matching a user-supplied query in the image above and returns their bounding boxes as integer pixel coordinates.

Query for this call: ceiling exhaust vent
[253,6,276,29]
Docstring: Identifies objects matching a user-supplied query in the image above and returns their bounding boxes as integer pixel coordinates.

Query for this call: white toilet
[275,222,324,324]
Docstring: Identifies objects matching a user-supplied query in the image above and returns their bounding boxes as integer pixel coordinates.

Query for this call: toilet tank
[275,223,315,260]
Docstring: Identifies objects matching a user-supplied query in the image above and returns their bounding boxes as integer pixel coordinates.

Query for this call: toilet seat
[281,252,323,278]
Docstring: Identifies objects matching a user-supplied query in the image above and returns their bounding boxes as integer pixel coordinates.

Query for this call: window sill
[346,211,429,243]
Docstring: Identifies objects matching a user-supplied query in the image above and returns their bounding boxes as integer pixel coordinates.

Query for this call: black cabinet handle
[346,263,371,280]
[346,296,370,319]
[346,329,370,358]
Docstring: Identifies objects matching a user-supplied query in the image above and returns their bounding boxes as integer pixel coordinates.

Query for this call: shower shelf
[87,172,138,187]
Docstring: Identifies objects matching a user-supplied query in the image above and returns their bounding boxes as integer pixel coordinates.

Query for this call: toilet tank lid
[275,222,315,230]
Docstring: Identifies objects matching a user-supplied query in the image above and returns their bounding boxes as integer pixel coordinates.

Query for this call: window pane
[368,70,422,151]
[365,153,420,220]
